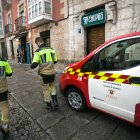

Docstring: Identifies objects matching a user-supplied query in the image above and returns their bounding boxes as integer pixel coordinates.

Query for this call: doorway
[40,30,50,47]
[19,36,30,64]
[87,24,105,54]
[10,40,15,59]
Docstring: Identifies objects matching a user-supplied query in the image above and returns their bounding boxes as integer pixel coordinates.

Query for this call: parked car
[59,32,140,126]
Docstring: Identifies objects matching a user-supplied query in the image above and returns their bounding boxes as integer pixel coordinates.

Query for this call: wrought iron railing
[3,0,11,11]
[5,24,12,34]
[15,16,26,31]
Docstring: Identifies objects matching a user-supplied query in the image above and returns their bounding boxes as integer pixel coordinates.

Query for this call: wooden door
[87,25,105,54]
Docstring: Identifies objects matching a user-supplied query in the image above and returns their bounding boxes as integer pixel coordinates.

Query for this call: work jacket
[0,58,12,93]
[31,44,57,75]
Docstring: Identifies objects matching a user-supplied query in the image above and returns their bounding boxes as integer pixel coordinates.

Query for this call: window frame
[19,3,24,17]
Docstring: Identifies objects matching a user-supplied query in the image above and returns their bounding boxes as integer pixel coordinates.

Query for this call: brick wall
[52,0,64,21]
[11,0,18,34]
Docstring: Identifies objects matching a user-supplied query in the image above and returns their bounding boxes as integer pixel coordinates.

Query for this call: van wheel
[66,88,86,111]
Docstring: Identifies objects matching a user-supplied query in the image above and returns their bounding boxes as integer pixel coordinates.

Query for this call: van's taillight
[134,104,140,126]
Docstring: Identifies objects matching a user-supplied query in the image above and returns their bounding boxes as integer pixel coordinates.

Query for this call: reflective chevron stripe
[66,68,138,85]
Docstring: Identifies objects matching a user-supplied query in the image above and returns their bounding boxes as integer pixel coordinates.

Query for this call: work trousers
[0,100,9,125]
[41,74,56,103]
[0,91,9,126]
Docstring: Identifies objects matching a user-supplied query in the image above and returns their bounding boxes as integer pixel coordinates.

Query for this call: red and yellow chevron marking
[66,68,139,86]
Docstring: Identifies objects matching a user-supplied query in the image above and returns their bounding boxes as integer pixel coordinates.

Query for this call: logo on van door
[108,89,115,95]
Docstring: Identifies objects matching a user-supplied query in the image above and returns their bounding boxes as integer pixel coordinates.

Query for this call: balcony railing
[3,0,11,11]
[5,24,12,34]
[15,16,26,31]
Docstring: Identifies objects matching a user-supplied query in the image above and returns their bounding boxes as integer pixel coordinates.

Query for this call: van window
[81,57,95,72]
[97,37,140,70]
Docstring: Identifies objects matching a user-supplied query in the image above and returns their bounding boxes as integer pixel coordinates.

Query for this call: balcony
[3,0,11,11]
[28,0,52,26]
[5,24,12,35]
[15,16,26,31]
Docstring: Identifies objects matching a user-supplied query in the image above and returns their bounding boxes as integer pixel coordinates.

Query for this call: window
[28,0,30,7]
[39,2,42,14]
[44,1,51,14]
[0,21,2,34]
[7,14,11,24]
[98,37,140,70]
[32,6,35,17]
[35,4,38,16]
[19,3,24,17]
[29,8,31,19]
[32,0,34,4]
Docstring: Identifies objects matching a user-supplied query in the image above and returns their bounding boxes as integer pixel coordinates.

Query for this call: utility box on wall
[106,1,117,23]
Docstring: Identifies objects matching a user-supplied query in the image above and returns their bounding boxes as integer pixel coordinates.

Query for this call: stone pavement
[1,62,140,140]
[7,62,68,140]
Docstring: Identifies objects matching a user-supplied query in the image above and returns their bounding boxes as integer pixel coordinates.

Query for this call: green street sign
[81,9,106,27]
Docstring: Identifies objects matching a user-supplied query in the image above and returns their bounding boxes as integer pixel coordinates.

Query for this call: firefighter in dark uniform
[0,57,12,139]
[31,37,58,110]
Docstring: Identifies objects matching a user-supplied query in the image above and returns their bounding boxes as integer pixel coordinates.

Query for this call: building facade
[50,0,140,63]
[2,0,140,64]
[0,0,6,58]
[3,0,31,63]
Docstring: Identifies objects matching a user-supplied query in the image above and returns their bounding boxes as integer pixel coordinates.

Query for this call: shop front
[82,8,106,54]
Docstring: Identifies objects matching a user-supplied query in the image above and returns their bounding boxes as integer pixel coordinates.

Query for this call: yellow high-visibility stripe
[70,71,75,75]
[68,68,73,71]
[97,72,105,76]
[76,69,81,72]
[131,84,140,86]
[89,74,96,78]
[78,73,84,77]
[110,74,121,78]
[66,68,140,86]
[114,78,125,83]
[100,76,109,81]
[85,72,92,75]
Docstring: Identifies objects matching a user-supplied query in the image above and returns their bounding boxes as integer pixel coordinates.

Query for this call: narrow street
[0,62,139,140]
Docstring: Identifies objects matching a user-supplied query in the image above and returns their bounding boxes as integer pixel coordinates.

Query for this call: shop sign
[81,9,106,27]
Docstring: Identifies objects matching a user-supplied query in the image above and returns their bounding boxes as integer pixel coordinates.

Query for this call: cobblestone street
[1,62,140,140]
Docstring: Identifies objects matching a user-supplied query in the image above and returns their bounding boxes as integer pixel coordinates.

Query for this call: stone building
[49,0,140,63]
[2,0,140,64]
[3,0,31,62]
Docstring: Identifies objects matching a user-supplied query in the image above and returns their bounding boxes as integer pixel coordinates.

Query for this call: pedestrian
[20,50,23,64]
[16,49,21,64]
[30,37,58,111]
[0,56,12,139]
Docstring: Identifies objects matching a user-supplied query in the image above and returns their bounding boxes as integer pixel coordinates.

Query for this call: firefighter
[0,56,12,139]
[31,37,58,111]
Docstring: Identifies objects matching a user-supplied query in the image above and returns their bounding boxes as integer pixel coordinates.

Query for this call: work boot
[51,95,58,109]
[1,128,9,140]
[46,102,53,111]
